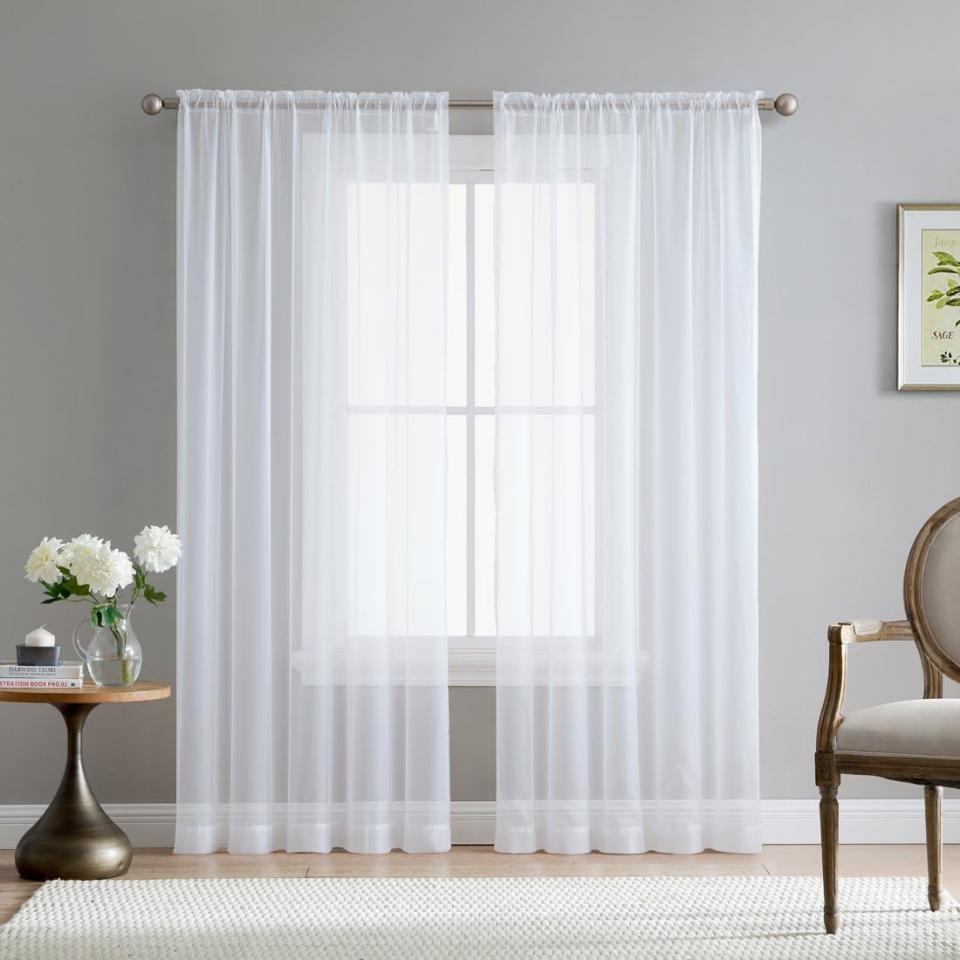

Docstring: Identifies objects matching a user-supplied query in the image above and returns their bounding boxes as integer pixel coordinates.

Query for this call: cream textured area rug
[1,875,958,958]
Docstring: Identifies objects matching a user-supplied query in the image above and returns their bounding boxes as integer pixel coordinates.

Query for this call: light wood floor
[2,844,958,923]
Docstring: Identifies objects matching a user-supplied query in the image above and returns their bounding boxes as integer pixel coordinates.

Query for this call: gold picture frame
[898,203,960,390]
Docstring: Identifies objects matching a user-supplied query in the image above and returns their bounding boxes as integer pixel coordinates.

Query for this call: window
[345,138,596,683]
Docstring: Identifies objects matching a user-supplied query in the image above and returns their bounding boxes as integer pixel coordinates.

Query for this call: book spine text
[0,678,85,689]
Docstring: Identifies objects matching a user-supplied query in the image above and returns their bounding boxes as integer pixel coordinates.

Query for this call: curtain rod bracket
[142,92,800,117]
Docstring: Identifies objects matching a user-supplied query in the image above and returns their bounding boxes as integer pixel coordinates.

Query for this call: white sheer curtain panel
[176,90,451,854]
[493,92,762,855]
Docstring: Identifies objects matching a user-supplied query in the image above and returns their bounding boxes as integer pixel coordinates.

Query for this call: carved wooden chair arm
[835,619,915,644]
[816,619,940,757]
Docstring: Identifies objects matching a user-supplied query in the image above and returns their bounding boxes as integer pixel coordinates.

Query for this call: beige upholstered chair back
[905,497,960,684]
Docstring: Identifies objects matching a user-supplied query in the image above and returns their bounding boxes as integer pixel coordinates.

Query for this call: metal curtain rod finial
[142,92,800,116]
[770,92,799,116]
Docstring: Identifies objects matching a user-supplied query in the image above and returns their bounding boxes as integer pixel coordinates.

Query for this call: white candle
[24,626,55,647]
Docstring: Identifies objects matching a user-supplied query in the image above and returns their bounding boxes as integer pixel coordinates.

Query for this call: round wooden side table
[0,681,171,881]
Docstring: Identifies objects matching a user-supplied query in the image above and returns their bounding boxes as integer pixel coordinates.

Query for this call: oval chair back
[905,496,960,684]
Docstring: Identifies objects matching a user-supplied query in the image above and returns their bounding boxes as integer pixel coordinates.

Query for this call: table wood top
[0,680,171,704]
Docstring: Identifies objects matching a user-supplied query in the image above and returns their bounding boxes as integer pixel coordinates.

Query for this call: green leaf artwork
[928,253,960,311]
[926,247,960,357]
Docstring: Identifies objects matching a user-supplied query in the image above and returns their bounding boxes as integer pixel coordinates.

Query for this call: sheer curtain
[176,90,451,854]
[494,92,761,855]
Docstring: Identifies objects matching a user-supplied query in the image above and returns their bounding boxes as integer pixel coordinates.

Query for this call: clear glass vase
[73,603,143,686]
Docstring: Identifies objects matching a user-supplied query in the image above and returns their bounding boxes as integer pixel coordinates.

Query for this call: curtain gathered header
[178,89,449,111]
[495,90,763,112]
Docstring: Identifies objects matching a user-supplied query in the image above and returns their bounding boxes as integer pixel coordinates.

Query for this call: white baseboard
[0,803,175,850]
[760,799,960,845]
[1,799,956,850]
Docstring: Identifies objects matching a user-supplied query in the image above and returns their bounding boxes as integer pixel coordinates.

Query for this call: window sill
[292,642,639,688]
[449,642,495,686]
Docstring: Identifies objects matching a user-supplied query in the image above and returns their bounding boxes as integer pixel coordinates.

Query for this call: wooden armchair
[816,497,960,933]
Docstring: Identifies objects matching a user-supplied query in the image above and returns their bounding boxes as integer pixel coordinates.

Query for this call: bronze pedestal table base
[0,681,171,881]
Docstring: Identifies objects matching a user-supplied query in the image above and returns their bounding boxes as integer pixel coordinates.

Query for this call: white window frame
[323,137,601,687]
[292,137,610,687]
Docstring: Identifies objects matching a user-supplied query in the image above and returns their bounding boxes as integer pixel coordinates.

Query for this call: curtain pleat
[493,92,761,855]
[176,90,451,854]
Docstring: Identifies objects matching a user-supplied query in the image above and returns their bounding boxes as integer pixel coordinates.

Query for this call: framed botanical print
[898,203,960,390]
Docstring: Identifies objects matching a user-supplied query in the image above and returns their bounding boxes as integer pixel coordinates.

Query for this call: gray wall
[1,0,957,808]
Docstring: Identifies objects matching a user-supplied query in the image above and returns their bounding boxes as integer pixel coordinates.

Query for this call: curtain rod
[141,92,799,116]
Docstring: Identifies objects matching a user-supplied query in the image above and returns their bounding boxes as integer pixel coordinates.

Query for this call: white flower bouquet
[24,526,181,684]
[26,525,181,622]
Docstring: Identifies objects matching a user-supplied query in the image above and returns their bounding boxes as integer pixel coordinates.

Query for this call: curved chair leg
[819,783,839,934]
[925,785,942,912]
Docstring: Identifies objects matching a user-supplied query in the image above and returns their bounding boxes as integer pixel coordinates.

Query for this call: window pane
[492,412,594,638]
[347,413,447,637]
[347,182,447,407]
[474,184,495,406]
[447,185,467,406]
[447,415,466,636]
[495,182,595,407]
[475,413,496,635]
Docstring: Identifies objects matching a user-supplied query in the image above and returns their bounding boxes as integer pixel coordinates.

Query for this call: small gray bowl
[16,644,61,666]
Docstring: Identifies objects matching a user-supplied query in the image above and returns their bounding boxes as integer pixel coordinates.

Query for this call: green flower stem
[121,657,136,686]
[109,622,136,686]
[110,624,126,659]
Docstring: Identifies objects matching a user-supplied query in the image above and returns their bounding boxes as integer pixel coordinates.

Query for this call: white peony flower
[71,540,135,597]
[134,525,182,573]
[61,534,105,575]
[24,537,64,583]
[102,547,135,594]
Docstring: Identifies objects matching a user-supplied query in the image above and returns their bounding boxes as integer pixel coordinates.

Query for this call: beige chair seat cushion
[837,699,960,759]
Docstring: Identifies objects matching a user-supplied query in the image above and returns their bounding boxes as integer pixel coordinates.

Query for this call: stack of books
[0,662,85,689]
